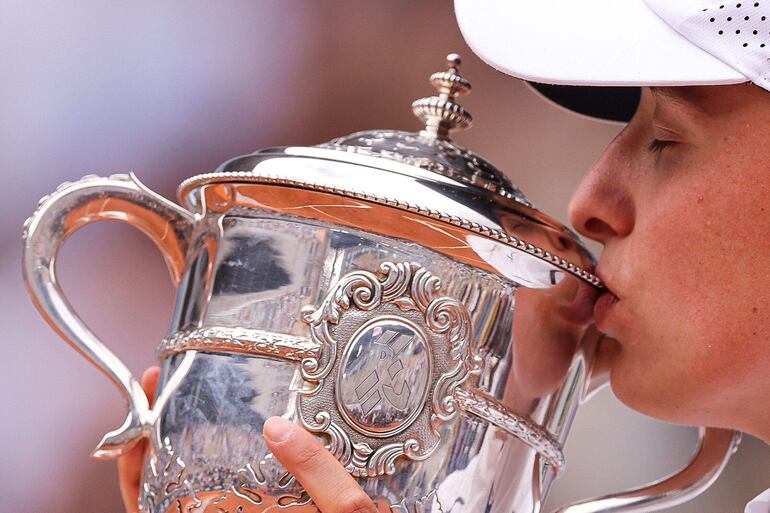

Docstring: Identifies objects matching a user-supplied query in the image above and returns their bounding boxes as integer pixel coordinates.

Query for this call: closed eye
[648,139,677,153]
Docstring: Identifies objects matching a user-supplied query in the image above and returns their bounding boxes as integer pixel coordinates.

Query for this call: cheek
[609,158,770,420]
[620,193,724,350]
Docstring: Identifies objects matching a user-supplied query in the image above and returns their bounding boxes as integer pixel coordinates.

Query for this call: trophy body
[141,211,587,513]
[22,55,739,513]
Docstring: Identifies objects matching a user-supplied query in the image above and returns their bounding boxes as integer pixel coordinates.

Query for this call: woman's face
[568,85,770,438]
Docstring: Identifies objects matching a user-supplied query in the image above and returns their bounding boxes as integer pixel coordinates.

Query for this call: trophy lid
[317,53,529,206]
[178,54,601,288]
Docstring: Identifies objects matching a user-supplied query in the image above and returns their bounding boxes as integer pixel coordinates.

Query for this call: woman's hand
[117,366,160,513]
[263,416,378,513]
[116,366,377,513]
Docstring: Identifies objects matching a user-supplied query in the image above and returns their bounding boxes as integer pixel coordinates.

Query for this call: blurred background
[1,1,768,512]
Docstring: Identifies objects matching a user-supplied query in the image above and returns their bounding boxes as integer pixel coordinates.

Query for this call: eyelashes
[648,138,677,153]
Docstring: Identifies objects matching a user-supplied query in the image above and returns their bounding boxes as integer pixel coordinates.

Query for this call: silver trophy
[23,54,739,513]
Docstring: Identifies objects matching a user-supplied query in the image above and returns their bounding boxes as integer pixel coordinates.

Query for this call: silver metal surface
[157,326,319,361]
[22,173,195,459]
[453,387,565,473]
[411,53,473,140]
[22,54,739,513]
[552,429,742,513]
[336,316,432,439]
[176,172,601,287]
[317,129,528,204]
[298,261,482,477]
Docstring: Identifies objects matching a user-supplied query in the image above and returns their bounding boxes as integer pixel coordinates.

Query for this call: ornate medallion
[336,316,432,439]
[298,261,482,477]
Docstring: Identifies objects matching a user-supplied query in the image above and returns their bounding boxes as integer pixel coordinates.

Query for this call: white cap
[455,0,770,110]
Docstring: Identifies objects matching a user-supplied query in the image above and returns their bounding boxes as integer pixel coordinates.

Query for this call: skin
[118,83,770,512]
[575,84,770,439]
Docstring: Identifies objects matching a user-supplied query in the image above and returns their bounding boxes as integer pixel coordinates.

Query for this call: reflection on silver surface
[337,317,432,439]
[453,387,565,472]
[21,55,739,513]
[297,261,481,478]
[177,171,601,288]
[21,173,194,459]
[157,326,319,361]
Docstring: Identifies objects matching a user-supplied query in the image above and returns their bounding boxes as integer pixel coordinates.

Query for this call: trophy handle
[551,427,740,513]
[22,173,195,459]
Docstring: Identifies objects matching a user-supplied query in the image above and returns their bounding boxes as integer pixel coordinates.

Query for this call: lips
[593,290,619,331]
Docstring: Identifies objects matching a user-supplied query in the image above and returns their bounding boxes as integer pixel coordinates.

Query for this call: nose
[568,139,636,244]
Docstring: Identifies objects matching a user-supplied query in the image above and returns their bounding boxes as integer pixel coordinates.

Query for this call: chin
[607,354,702,427]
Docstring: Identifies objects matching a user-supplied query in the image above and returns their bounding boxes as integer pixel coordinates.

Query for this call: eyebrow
[649,86,706,117]
[649,86,690,103]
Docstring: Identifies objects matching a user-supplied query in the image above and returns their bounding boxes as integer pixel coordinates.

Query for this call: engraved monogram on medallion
[298,261,483,477]
[336,317,432,438]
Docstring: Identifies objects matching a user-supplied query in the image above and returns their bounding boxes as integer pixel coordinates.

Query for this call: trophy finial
[446,52,462,68]
[411,52,473,140]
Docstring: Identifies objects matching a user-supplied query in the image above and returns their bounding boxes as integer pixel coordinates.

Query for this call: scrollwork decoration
[298,261,482,477]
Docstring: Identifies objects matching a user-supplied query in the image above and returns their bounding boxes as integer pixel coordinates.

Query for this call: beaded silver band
[156,326,320,361]
[177,172,602,288]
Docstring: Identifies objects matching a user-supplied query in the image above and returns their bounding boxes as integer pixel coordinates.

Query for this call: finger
[117,366,160,513]
[264,416,377,513]
[140,365,160,406]
[117,438,146,513]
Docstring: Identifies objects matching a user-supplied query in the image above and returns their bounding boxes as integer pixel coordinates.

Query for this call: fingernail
[264,416,294,443]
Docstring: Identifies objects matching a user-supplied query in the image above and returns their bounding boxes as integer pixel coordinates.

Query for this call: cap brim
[455,0,747,87]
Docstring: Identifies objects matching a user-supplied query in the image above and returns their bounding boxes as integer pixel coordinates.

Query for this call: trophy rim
[176,149,602,289]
